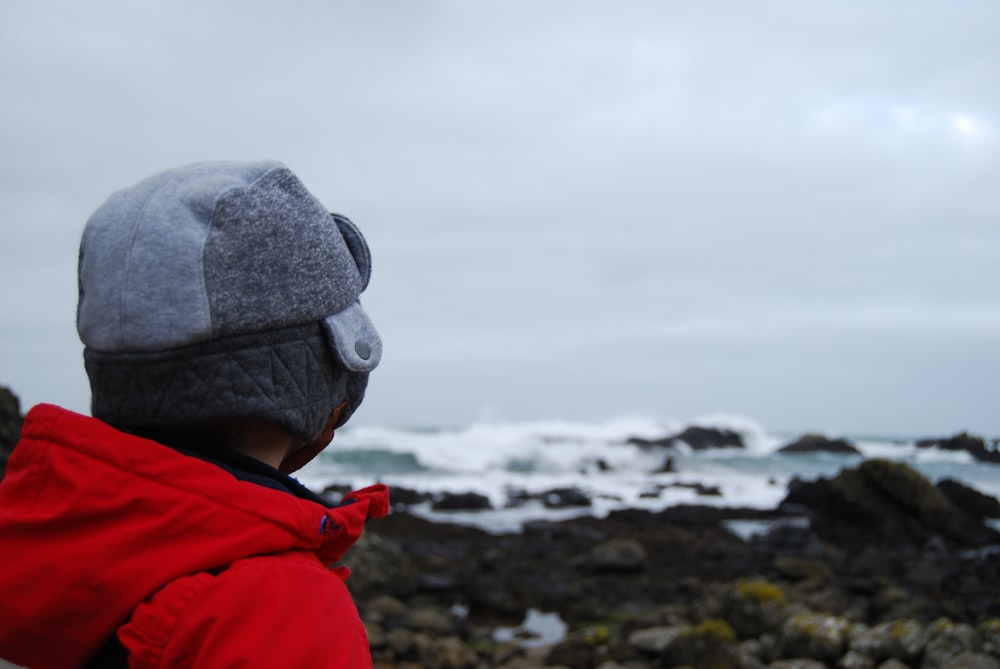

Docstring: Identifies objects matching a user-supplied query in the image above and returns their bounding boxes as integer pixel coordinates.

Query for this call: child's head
[77,161,381,463]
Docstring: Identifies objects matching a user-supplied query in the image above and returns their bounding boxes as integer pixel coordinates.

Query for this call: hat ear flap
[331,213,372,290]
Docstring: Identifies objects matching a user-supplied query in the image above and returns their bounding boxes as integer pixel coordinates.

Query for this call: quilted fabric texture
[85,324,367,441]
[77,161,380,442]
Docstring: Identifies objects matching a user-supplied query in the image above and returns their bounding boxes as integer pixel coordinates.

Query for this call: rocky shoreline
[344,459,1000,669]
[2,387,999,668]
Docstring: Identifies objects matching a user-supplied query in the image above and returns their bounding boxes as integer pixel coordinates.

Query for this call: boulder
[779,434,860,455]
[716,578,788,638]
[541,487,592,509]
[847,619,927,664]
[546,625,611,669]
[588,537,647,573]
[341,531,420,599]
[917,433,1000,465]
[431,491,492,511]
[974,619,1000,656]
[779,611,850,664]
[782,459,1000,548]
[629,620,739,669]
[923,620,976,669]
[628,426,744,450]
[936,479,1000,519]
[942,652,1000,669]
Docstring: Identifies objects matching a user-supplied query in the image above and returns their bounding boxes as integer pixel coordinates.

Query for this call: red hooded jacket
[0,404,390,669]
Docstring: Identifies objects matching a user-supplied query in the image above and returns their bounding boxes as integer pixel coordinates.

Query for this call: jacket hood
[0,404,388,669]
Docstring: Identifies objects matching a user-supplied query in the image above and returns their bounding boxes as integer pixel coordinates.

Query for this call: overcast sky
[1,1,998,437]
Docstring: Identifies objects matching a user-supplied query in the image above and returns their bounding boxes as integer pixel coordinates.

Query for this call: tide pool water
[298,415,1000,533]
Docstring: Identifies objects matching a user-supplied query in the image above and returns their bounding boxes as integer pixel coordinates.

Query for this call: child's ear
[278,403,346,474]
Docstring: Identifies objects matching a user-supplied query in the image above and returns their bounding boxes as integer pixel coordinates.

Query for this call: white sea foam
[298,414,1000,531]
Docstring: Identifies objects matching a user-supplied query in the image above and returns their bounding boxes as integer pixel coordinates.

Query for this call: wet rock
[588,537,647,573]
[432,490,493,511]
[629,426,744,451]
[782,459,1000,549]
[664,619,739,668]
[666,481,723,497]
[917,433,1000,465]
[779,434,860,455]
[773,556,833,584]
[384,485,431,507]
[779,611,850,664]
[974,619,1000,656]
[546,625,611,669]
[363,594,408,623]
[342,531,419,599]
[737,638,770,669]
[386,626,417,660]
[406,605,463,636]
[943,652,1000,669]
[848,619,927,664]
[878,660,910,669]
[412,633,479,669]
[717,578,788,638]
[670,426,745,450]
[771,660,828,669]
[629,621,740,668]
[628,626,683,655]
[839,649,876,669]
[541,487,592,509]
[653,455,676,473]
[937,479,1000,520]
[923,620,976,669]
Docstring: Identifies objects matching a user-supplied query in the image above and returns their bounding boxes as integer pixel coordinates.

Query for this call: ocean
[297,415,1000,534]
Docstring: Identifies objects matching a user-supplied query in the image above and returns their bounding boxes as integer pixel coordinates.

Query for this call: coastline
[346,458,1000,668]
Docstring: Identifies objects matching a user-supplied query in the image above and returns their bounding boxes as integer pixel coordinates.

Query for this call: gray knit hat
[78,160,381,441]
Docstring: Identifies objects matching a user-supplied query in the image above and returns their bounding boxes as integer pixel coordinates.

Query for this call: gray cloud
[1,1,998,436]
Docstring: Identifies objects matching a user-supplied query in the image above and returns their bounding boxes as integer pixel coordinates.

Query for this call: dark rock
[654,455,677,473]
[0,386,24,479]
[431,491,492,511]
[779,433,860,455]
[341,531,420,599]
[629,426,744,451]
[937,479,1000,519]
[917,433,1000,464]
[923,620,976,669]
[779,612,850,664]
[385,485,431,507]
[541,487,592,509]
[716,579,788,638]
[782,459,1000,549]
[943,651,1000,669]
[667,481,722,497]
[588,537,647,573]
[546,626,611,669]
[671,426,745,450]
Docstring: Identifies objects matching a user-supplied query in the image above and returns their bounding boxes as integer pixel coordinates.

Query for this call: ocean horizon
[298,414,1000,533]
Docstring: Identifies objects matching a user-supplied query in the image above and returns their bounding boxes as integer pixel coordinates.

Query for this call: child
[0,161,390,668]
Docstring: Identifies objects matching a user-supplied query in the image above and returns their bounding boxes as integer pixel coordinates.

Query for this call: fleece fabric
[77,160,382,442]
[0,404,389,669]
